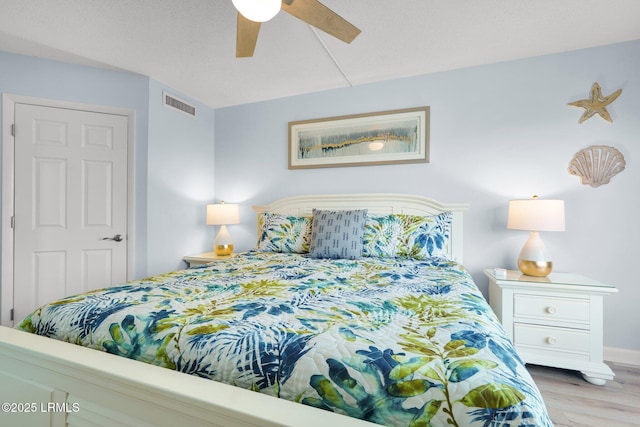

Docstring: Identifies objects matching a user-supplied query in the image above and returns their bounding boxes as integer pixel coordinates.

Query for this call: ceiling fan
[233,0,361,57]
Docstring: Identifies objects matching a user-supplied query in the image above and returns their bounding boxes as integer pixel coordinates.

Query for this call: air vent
[163,91,196,117]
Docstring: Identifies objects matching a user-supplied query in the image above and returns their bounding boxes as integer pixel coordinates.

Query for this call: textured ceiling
[1,0,639,108]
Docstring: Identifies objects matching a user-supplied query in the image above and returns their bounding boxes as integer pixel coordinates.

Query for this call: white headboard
[252,193,469,263]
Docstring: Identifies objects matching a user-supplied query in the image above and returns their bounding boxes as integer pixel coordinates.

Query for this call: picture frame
[288,106,430,169]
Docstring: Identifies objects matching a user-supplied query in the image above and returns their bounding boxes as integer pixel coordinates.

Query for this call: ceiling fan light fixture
[232,0,281,23]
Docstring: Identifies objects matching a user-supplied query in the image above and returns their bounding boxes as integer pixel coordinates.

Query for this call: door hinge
[10,216,14,229]
[11,123,15,137]
[10,308,14,321]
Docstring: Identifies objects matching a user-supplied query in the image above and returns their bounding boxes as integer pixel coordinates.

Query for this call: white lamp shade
[206,203,240,225]
[507,199,565,232]
[232,0,281,22]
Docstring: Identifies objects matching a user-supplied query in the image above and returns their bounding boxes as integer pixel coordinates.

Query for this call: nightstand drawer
[514,323,590,360]
[513,293,589,328]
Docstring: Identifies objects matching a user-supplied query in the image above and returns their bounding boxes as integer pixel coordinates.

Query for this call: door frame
[1,94,136,326]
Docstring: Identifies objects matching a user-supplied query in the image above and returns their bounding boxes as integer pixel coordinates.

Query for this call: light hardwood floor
[527,362,640,426]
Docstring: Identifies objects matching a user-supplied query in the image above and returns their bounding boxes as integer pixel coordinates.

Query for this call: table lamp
[206,202,240,257]
[507,195,565,277]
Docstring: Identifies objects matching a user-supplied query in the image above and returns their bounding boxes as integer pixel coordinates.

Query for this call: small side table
[183,251,235,268]
[485,269,618,385]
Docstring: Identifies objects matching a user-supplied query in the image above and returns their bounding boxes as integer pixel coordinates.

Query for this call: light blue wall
[0,51,216,282]
[0,50,150,279]
[146,80,215,276]
[215,40,640,351]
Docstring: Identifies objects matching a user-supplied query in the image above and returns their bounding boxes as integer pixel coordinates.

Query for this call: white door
[12,104,129,323]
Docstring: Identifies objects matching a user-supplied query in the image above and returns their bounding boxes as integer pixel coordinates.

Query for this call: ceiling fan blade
[282,0,361,44]
[236,13,261,57]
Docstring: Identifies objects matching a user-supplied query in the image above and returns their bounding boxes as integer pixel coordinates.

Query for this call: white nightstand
[485,269,618,385]
[182,251,235,267]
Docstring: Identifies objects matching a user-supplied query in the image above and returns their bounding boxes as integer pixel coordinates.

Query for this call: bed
[0,193,552,427]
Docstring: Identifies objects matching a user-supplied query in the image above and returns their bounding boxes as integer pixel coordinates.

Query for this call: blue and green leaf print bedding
[19,252,552,426]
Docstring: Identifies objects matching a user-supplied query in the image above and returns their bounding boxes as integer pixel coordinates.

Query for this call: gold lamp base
[213,224,234,257]
[518,259,552,277]
[214,244,234,257]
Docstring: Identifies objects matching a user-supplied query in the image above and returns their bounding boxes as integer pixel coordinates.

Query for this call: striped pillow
[309,209,368,260]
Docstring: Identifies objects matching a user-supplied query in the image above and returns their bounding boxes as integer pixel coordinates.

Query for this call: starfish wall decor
[568,82,622,123]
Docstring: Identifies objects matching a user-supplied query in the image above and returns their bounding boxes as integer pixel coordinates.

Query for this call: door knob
[102,234,123,242]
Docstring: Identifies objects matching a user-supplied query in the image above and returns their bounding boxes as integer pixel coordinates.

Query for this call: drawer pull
[546,337,557,345]
[545,306,557,314]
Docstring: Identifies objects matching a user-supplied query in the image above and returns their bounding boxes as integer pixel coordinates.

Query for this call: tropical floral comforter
[19,252,552,426]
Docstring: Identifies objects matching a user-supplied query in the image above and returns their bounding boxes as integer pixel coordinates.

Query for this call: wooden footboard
[0,326,373,427]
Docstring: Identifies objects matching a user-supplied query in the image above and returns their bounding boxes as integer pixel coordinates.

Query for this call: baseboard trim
[605,346,640,367]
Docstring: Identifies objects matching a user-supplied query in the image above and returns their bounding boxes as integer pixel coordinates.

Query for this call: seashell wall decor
[568,145,625,187]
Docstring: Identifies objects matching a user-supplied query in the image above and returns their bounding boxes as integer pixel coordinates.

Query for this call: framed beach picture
[288,106,430,169]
